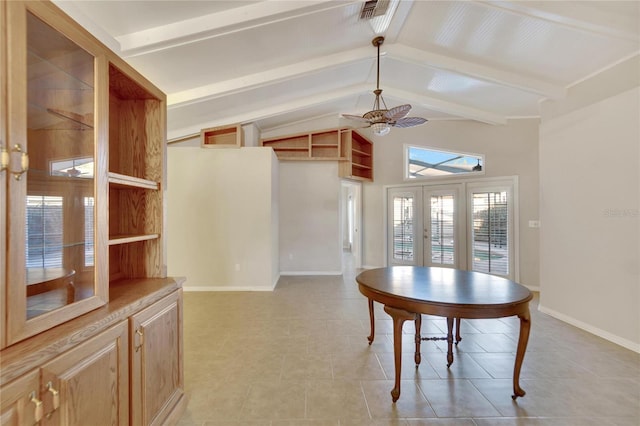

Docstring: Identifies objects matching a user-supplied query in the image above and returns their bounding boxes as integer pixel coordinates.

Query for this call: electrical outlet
[528,220,540,228]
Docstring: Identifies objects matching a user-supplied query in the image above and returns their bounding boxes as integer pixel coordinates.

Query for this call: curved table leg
[512,308,531,400]
[455,318,462,345]
[384,305,415,403]
[446,317,454,367]
[414,314,422,366]
[367,298,375,345]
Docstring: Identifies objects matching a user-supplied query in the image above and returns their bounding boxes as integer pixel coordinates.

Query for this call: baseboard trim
[538,304,640,353]
[280,271,343,276]
[183,285,275,292]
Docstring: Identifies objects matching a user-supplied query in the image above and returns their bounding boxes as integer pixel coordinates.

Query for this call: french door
[387,187,422,266]
[387,179,517,280]
[423,185,464,269]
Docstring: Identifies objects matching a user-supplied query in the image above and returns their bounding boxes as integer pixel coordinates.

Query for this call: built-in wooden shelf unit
[201,124,243,148]
[261,128,346,160]
[339,129,374,182]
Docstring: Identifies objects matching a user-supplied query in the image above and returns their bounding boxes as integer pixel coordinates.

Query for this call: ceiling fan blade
[393,117,428,128]
[385,104,411,121]
[341,114,371,123]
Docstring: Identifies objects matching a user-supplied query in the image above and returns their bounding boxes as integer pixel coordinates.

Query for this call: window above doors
[405,145,484,180]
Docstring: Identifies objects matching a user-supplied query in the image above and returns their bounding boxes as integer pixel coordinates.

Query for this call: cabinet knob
[46,381,60,410]
[135,328,144,352]
[29,391,43,423]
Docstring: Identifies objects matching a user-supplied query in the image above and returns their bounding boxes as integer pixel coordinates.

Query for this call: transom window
[405,145,484,179]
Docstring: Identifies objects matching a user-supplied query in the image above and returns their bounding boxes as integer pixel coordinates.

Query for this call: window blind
[392,195,415,261]
[471,191,509,276]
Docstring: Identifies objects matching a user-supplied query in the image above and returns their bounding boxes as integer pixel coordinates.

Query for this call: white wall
[166,146,279,290]
[360,119,541,289]
[278,161,342,274]
[538,56,639,351]
[262,117,346,275]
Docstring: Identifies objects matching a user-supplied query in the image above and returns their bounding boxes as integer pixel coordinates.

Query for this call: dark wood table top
[356,266,532,319]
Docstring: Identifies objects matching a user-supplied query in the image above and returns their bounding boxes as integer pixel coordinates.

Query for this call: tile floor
[178,264,639,425]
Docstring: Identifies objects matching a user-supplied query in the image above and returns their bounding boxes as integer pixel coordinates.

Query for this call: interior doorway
[341,180,362,272]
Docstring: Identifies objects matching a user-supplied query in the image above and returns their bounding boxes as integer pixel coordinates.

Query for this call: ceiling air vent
[360,0,390,20]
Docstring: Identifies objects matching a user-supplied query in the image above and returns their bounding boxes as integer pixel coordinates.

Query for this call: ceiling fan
[342,36,427,136]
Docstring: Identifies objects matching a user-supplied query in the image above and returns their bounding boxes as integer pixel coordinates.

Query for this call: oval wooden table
[356,266,532,402]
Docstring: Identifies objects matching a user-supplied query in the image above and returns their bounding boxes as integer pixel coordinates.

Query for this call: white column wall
[278,161,342,274]
[166,146,279,290]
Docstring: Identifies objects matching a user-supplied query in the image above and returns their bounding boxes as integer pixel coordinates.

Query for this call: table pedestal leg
[384,305,415,402]
[414,314,422,365]
[512,308,531,400]
[446,317,454,367]
[367,298,375,345]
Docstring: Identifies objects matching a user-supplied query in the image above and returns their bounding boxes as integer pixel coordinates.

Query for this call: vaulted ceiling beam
[386,44,566,100]
[168,46,376,108]
[118,0,359,58]
[168,84,371,140]
[383,87,507,125]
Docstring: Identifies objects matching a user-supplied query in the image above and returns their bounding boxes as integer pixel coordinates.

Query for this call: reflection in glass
[407,146,483,179]
[430,195,455,265]
[25,12,95,319]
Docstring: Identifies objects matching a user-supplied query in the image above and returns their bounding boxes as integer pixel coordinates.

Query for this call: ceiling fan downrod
[372,36,386,111]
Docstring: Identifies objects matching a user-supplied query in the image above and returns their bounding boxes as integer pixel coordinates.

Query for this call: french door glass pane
[471,191,509,276]
[430,194,455,265]
[392,196,415,261]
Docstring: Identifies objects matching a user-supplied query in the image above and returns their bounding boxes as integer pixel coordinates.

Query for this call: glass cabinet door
[5,3,106,346]
[25,11,95,318]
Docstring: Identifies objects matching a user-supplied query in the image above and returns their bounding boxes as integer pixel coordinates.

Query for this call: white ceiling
[53,0,640,140]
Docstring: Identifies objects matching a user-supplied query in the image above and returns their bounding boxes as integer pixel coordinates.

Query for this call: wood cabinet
[1,322,127,426]
[0,370,40,426]
[40,322,129,426]
[130,290,184,426]
[201,124,242,148]
[261,128,346,160]
[1,1,185,424]
[339,129,374,182]
[1,283,184,426]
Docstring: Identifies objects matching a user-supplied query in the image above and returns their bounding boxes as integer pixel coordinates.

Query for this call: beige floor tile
[180,267,640,425]
[417,378,501,417]
[360,379,436,419]
[240,380,306,420]
[305,379,371,420]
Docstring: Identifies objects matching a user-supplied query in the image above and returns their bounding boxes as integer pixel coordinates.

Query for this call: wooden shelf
[339,129,374,182]
[261,128,347,161]
[201,124,242,148]
[108,172,158,190]
[108,234,160,246]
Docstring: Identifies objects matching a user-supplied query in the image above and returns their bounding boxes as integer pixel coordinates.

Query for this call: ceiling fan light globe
[372,122,391,136]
